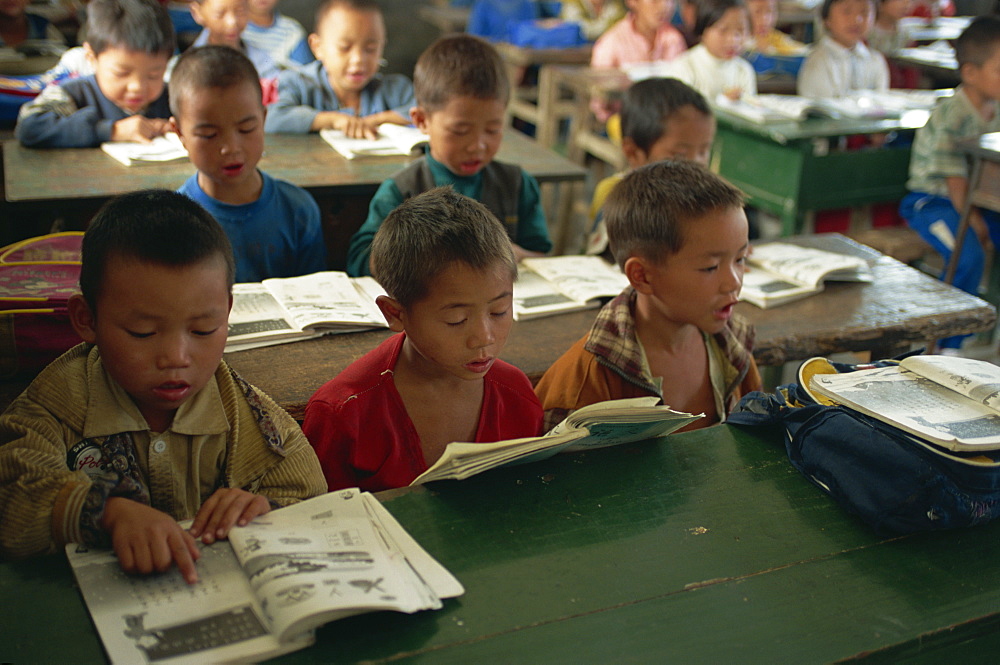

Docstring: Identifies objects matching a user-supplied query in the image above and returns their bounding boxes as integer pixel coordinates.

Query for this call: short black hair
[80,190,235,311]
[168,45,263,117]
[955,15,1000,69]
[621,78,712,153]
[314,0,382,32]
[86,0,176,57]
[414,34,509,112]
[694,0,747,38]
[370,187,516,308]
[819,0,873,20]
[606,161,745,270]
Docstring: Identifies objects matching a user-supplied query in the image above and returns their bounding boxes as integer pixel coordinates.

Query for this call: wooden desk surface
[2,131,586,204]
[6,423,1000,663]
[493,42,593,68]
[223,235,996,421]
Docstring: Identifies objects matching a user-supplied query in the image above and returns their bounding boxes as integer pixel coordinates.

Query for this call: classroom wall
[277,0,442,77]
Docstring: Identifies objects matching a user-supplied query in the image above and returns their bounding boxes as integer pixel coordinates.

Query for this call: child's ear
[375,295,406,332]
[410,106,430,133]
[189,1,205,27]
[307,32,322,60]
[82,42,96,66]
[168,116,180,135]
[68,294,98,344]
[621,137,646,169]
[623,256,654,294]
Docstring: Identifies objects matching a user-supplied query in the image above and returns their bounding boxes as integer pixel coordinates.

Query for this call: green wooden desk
[5,423,1000,663]
[712,110,929,236]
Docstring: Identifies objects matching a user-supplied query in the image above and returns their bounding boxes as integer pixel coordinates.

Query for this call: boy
[170,45,326,283]
[304,188,543,491]
[900,16,1000,353]
[15,0,174,148]
[244,0,313,69]
[0,189,326,583]
[535,161,762,431]
[265,0,414,136]
[745,0,804,55]
[187,0,279,80]
[797,0,889,98]
[587,77,716,256]
[345,34,553,277]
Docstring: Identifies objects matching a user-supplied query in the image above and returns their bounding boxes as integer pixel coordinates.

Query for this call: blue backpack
[728,356,1000,535]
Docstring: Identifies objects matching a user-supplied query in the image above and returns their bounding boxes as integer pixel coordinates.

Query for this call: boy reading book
[303,187,544,492]
[15,0,174,148]
[586,77,716,256]
[265,0,414,136]
[0,190,326,584]
[899,16,1000,352]
[345,34,553,276]
[535,161,762,431]
[171,45,326,283]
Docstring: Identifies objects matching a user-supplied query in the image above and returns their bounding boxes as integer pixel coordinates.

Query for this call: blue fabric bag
[508,20,586,48]
[728,357,1000,535]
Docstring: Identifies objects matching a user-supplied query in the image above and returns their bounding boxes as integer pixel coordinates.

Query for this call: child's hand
[723,87,743,101]
[102,497,202,584]
[189,488,271,545]
[111,116,170,143]
[512,242,546,263]
[332,112,380,140]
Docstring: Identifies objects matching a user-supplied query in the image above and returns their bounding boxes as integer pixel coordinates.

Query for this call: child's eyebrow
[438,291,513,310]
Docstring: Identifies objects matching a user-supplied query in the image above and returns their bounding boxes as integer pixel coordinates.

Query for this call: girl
[665,0,756,100]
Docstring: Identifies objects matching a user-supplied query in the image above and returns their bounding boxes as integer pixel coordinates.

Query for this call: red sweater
[303,333,543,491]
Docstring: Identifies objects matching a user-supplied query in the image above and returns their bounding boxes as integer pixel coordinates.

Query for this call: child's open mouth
[465,357,494,374]
[223,162,244,177]
[154,381,191,402]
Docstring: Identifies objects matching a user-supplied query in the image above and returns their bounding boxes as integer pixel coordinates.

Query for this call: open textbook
[514,255,629,320]
[808,355,1000,451]
[320,124,427,159]
[740,242,873,308]
[226,271,387,352]
[65,489,464,665]
[411,396,702,484]
[100,133,188,166]
[715,89,951,124]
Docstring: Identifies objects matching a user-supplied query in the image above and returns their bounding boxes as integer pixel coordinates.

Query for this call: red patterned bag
[0,232,83,377]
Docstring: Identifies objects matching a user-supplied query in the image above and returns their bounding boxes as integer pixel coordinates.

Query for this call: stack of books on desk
[66,489,464,665]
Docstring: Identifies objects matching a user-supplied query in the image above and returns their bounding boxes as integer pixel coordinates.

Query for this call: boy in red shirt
[304,188,543,491]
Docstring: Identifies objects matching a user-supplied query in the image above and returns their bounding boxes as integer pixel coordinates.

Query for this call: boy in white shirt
[798,0,889,97]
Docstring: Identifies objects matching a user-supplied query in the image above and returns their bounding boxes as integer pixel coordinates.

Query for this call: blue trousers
[900,192,1000,348]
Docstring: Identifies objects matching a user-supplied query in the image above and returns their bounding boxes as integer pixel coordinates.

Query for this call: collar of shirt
[82,349,230,438]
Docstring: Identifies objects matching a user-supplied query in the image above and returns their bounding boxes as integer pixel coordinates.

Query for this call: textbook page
[228,282,313,348]
[809,361,1000,450]
[411,397,702,484]
[261,271,385,330]
[740,242,873,308]
[65,535,312,665]
[520,256,629,302]
[100,133,188,166]
[228,489,457,642]
[319,125,426,159]
[900,355,1000,413]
